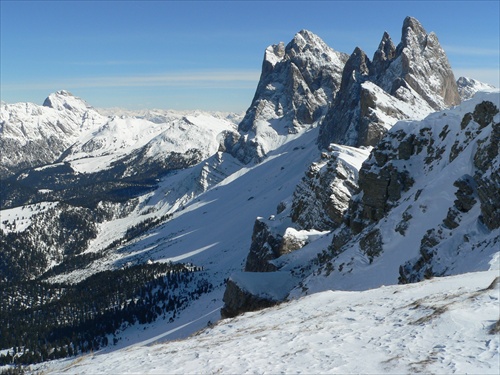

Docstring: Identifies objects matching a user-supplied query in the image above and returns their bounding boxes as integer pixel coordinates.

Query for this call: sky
[1,1,499,112]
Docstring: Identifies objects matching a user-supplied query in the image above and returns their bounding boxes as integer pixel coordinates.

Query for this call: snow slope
[33,125,324,347]
[32,267,499,374]
[285,90,500,296]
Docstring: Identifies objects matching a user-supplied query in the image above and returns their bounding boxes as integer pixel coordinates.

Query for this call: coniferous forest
[0,262,212,365]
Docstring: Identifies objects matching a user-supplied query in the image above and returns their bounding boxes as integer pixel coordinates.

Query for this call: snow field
[34,269,499,374]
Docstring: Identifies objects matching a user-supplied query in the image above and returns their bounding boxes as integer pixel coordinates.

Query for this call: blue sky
[1,1,499,112]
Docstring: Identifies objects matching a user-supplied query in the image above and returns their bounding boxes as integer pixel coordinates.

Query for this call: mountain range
[0,16,498,373]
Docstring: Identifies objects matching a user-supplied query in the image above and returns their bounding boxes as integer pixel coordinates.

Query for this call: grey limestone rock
[318,17,460,150]
[244,219,282,273]
[220,279,278,318]
[290,145,367,231]
[227,30,349,164]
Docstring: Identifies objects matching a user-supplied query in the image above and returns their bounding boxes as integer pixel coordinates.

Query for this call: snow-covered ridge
[62,112,238,174]
[0,91,241,177]
[32,269,499,374]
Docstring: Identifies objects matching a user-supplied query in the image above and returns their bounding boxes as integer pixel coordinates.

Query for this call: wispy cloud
[2,70,261,91]
[70,60,157,66]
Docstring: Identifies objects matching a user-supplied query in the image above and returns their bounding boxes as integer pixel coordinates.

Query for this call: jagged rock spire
[227,29,349,163]
[318,16,461,150]
[371,32,396,78]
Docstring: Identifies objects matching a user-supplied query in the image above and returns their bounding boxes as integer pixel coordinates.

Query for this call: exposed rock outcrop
[290,145,369,231]
[225,30,349,164]
[395,99,499,283]
[318,16,460,150]
[220,279,278,318]
[244,219,282,272]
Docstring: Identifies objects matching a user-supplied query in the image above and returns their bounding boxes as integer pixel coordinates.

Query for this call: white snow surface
[0,201,58,233]
[32,269,500,374]
[65,111,237,174]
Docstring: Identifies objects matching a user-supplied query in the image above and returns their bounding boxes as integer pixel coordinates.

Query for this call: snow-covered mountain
[222,29,349,164]
[0,90,107,177]
[221,90,499,316]
[318,16,461,149]
[457,76,497,101]
[0,90,240,179]
[0,16,498,373]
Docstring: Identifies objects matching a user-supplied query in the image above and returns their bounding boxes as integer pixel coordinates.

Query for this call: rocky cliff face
[326,92,499,286]
[222,17,469,317]
[290,145,369,231]
[224,30,349,164]
[224,90,499,317]
[399,98,499,283]
[318,17,460,150]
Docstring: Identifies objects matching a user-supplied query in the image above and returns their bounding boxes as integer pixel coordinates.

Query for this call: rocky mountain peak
[263,42,286,70]
[378,32,396,58]
[226,30,348,163]
[43,90,93,112]
[318,16,461,150]
[286,29,328,56]
[372,32,396,77]
[400,16,427,49]
[340,47,371,88]
[395,17,460,109]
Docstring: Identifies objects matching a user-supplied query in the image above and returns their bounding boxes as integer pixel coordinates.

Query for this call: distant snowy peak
[1,91,240,178]
[457,76,497,101]
[318,16,460,150]
[62,111,238,174]
[43,90,92,111]
[0,91,107,177]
